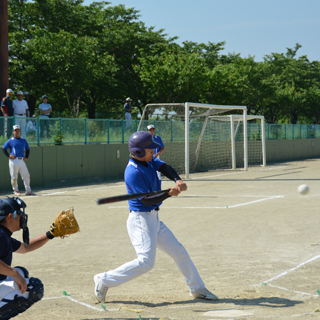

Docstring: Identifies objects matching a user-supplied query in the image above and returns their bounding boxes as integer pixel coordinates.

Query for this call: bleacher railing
[0,116,318,146]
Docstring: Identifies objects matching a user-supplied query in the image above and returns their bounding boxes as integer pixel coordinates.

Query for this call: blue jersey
[125,157,165,212]
[2,137,30,157]
[0,226,21,281]
[153,135,164,154]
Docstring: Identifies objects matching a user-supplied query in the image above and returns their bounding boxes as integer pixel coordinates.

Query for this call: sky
[82,0,320,62]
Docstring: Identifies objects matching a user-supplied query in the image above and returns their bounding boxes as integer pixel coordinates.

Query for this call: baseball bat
[96,189,170,205]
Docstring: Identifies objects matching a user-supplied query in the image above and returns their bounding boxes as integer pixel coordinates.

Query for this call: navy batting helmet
[129,131,160,158]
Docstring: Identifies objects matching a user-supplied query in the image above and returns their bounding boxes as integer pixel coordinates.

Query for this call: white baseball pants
[125,112,132,128]
[9,158,31,193]
[15,116,27,138]
[0,268,29,308]
[95,209,205,293]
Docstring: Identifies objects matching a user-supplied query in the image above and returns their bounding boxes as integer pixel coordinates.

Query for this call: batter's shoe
[25,191,35,196]
[190,288,218,300]
[94,276,108,303]
[13,190,20,196]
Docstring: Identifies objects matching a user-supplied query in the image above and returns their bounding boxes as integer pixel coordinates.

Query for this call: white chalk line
[42,295,116,312]
[107,195,284,210]
[266,284,318,297]
[263,254,320,284]
[17,184,125,199]
[191,166,288,179]
[42,294,195,312]
[259,254,320,298]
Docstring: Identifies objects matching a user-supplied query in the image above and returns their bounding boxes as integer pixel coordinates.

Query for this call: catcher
[0,197,79,319]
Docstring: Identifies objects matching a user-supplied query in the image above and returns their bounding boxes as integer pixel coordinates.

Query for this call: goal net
[138,102,266,179]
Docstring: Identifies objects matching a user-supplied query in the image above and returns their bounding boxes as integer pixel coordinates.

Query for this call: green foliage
[52,122,65,145]
[7,1,320,124]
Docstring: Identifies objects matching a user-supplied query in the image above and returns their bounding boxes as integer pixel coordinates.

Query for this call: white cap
[13,125,20,130]
[147,125,155,130]
[6,89,12,93]
[17,91,23,95]
[42,94,48,99]
[24,91,29,95]
[126,97,132,102]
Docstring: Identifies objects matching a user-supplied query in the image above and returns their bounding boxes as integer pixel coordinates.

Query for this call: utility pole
[0,0,9,100]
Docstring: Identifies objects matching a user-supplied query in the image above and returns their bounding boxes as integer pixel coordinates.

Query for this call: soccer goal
[138,102,266,179]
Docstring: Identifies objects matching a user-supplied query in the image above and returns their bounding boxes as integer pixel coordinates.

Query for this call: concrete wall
[0,144,129,192]
[1,139,320,192]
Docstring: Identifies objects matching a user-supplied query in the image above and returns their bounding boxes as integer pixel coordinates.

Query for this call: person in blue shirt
[2,125,33,196]
[147,124,165,180]
[38,95,52,138]
[124,97,132,128]
[94,131,217,303]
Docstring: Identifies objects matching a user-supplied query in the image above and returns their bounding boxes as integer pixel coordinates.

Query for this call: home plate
[203,309,254,317]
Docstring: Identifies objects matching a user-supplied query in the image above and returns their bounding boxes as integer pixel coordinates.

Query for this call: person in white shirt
[12,91,29,138]
[38,95,52,138]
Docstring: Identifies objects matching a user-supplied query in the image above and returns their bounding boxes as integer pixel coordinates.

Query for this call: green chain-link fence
[0,116,319,146]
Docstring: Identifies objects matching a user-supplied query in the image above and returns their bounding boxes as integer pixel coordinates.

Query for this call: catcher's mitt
[49,207,80,238]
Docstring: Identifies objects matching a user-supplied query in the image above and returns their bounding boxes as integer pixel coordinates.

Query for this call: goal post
[184,102,248,179]
[209,114,266,172]
[138,102,265,179]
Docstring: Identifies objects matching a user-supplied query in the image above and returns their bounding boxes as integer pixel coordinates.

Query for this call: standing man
[13,91,29,138]
[124,97,132,128]
[38,95,52,138]
[147,124,165,180]
[2,125,33,196]
[94,131,217,302]
[23,91,36,117]
[1,89,14,138]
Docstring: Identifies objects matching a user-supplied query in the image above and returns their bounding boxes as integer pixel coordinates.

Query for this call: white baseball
[298,184,309,195]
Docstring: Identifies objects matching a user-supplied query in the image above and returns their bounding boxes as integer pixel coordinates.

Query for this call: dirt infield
[2,159,320,319]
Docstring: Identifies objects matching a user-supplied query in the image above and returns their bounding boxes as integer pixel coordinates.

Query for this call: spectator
[2,124,34,196]
[291,109,298,124]
[13,91,29,138]
[38,95,52,138]
[124,97,132,128]
[1,89,14,138]
[147,124,165,180]
[23,91,36,117]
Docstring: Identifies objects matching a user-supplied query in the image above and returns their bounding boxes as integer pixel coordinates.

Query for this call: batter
[94,131,217,302]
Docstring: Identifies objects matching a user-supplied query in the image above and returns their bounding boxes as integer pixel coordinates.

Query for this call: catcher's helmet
[129,131,160,158]
[0,197,27,226]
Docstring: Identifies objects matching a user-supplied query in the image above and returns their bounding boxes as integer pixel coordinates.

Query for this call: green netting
[0,116,319,147]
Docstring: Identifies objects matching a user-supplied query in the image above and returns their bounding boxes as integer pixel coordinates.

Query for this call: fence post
[59,118,62,136]
[107,119,110,144]
[276,123,278,139]
[293,124,294,139]
[285,124,287,139]
[300,124,302,138]
[122,120,124,143]
[171,120,173,142]
[84,118,87,144]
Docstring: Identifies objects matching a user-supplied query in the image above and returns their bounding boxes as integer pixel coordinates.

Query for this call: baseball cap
[126,97,132,102]
[147,125,155,130]
[13,124,20,130]
[6,89,12,93]
[42,94,48,99]
[17,91,23,95]
[24,91,29,95]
